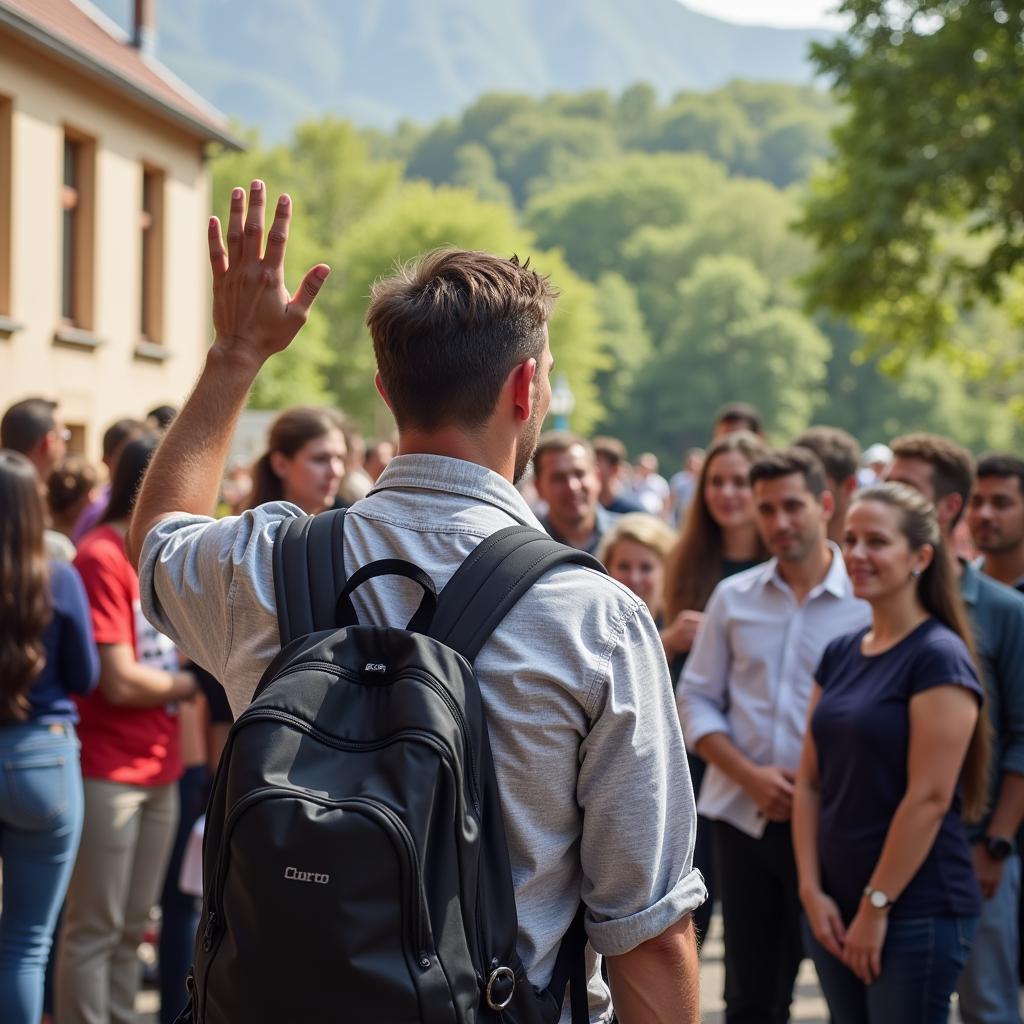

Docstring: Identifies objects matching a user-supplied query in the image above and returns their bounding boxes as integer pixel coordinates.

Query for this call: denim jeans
[0,721,84,1024]
[957,852,1023,1024]
[805,913,977,1024]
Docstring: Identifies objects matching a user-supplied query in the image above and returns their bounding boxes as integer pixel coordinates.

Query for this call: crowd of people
[0,395,404,1024]
[3,182,1024,1024]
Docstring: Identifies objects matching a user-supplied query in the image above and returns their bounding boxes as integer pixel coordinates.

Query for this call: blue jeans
[0,721,84,1024]
[957,852,1023,1024]
[805,914,977,1024]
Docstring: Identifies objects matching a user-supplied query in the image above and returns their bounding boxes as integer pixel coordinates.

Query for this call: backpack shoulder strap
[430,525,605,663]
[272,508,348,646]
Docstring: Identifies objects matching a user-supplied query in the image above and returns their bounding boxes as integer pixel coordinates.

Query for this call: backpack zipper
[405,669,481,813]
[249,662,482,813]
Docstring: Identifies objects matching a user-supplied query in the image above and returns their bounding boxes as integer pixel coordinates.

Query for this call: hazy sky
[681,1,848,29]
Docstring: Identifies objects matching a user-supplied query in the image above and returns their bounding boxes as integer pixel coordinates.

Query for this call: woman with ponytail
[247,406,347,514]
[793,482,988,1023]
[0,450,98,1023]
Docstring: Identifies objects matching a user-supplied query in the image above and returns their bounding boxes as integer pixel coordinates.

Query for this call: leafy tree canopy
[802,0,1024,354]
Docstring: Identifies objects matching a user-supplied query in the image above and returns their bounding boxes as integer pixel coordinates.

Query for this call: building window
[140,167,164,342]
[60,130,94,328]
[0,96,11,318]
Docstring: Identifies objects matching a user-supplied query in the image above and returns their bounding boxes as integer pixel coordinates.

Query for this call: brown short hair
[532,432,593,482]
[367,249,557,432]
[977,452,1024,493]
[890,433,974,524]
[1,398,57,455]
[714,401,762,435]
[793,426,861,485]
[592,436,628,467]
[749,446,828,497]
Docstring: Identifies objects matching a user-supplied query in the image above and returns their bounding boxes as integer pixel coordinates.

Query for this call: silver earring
[911,568,922,579]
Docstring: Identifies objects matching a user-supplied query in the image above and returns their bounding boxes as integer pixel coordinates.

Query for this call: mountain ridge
[89,0,831,138]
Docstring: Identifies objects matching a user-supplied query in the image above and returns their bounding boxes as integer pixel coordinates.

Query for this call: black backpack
[176,509,603,1023]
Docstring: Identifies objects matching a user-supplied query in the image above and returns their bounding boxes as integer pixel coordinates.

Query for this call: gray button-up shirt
[677,546,871,838]
[139,454,705,1022]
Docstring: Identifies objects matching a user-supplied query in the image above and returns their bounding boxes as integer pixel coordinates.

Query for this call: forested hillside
[208,82,1024,460]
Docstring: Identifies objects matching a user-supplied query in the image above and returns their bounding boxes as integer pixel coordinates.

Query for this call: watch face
[988,837,1014,861]
[869,889,888,909]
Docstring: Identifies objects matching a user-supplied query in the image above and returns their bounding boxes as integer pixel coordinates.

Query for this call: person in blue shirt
[0,449,99,1024]
[793,482,989,1024]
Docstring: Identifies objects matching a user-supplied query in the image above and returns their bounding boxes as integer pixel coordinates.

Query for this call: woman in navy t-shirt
[793,482,989,1024]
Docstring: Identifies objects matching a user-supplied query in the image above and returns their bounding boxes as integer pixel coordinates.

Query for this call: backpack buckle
[485,965,516,1010]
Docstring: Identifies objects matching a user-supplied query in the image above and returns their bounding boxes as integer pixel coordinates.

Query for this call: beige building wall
[0,31,211,461]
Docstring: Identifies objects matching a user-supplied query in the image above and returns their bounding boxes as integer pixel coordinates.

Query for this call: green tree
[592,273,652,423]
[802,0,1024,353]
[524,153,725,279]
[450,143,514,206]
[609,256,831,461]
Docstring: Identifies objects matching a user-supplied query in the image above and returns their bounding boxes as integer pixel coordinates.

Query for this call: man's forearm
[606,916,699,1024]
[987,772,1024,839]
[695,731,755,788]
[128,344,261,567]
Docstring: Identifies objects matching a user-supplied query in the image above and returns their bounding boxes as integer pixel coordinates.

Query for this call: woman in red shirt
[56,436,197,1024]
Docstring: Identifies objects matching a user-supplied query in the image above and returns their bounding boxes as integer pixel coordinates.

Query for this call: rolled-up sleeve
[578,602,707,956]
[138,503,300,683]
[677,585,732,749]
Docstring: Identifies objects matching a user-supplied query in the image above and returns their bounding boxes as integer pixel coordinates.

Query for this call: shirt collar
[368,454,544,530]
[762,541,851,600]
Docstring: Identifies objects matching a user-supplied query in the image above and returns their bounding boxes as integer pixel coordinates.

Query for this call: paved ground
[137,912,832,1023]
[138,910,984,1022]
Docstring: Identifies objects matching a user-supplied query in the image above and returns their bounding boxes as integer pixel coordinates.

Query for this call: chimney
[132,0,157,59]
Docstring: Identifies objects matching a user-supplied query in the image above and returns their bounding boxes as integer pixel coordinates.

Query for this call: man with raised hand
[128,181,704,1024]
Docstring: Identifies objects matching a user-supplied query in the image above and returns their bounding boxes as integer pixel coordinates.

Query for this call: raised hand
[207,180,330,368]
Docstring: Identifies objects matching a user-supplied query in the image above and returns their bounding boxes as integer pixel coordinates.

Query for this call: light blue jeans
[957,852,1023,1024]
[0,721,84,1024]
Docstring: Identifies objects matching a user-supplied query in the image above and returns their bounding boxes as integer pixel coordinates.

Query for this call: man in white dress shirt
[678,446,870,1024]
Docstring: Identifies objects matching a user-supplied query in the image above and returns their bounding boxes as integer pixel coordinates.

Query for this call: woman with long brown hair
[0,450,98,1023]
[248,406,347,514]
[793,482,988,1023]
[663,429,768,941]
[662,430,769,660]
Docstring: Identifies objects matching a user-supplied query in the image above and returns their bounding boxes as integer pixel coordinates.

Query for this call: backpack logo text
[284,866,330,885]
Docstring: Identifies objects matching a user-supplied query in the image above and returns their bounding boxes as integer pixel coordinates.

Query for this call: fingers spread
[208,217,228,278]
[226,187,245,265]
[264,194,291,273]
[288,264,331,320]
[241,179,266,265]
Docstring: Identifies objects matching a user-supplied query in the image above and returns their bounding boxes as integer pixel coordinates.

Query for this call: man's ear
[374,371,394,412]
[509,358,538,424]
[820,488,835,523]
[939,492,965,532]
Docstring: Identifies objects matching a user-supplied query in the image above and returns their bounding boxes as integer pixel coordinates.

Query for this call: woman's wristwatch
[863,886,892,910]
